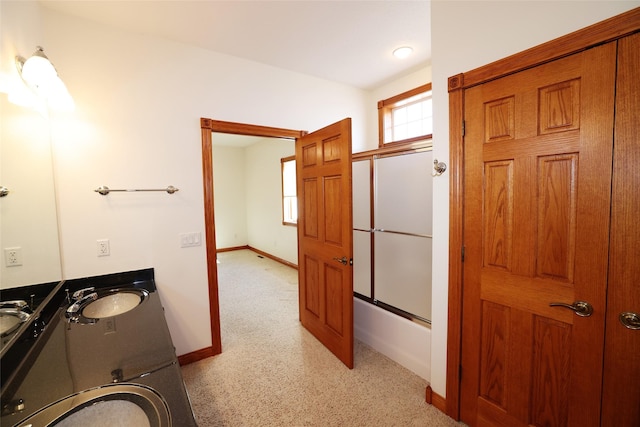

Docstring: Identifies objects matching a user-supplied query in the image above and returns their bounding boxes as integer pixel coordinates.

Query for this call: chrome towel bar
[94,185,179,195]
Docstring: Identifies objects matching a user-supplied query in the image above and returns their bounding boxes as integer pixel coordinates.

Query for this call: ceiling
[39,0,431,90]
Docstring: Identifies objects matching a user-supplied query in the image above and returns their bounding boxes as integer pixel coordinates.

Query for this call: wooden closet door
[460,42,617,426]
[601,32,640,426]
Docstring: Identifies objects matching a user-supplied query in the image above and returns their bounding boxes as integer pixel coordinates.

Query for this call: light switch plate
[180,232,202,248]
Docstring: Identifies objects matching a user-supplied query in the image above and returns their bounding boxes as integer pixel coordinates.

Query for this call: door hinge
[461,246,465,262]
[462,120,466,137]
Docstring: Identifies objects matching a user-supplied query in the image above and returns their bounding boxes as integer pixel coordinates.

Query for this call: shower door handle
[549,301,593,317]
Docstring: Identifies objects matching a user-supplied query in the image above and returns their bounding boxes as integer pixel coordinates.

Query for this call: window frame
[281,155,297,226]
[377,83,433,148]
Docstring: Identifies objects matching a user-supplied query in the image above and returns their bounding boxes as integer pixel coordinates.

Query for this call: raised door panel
[536,154,578,281]
[482,160,513,270]
[302,177,319,239]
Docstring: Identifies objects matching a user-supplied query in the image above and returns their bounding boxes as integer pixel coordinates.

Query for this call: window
[378,83,432,147]
[281,156,297,225]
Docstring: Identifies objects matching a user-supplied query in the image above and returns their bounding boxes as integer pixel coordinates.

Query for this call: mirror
[0,94,63,350]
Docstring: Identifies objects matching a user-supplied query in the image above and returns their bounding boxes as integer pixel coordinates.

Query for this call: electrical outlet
[4,247,23,267]
[104,318,116,334]
[97,239,110,257]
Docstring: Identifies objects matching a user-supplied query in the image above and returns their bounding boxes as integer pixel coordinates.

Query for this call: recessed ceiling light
[393,46,413,59]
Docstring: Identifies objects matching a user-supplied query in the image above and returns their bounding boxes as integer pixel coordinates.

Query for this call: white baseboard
[354,298,430,380]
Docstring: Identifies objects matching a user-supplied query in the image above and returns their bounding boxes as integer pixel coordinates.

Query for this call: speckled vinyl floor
[181,250,464,427]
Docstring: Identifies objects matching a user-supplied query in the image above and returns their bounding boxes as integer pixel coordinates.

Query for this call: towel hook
[432,159,447,177]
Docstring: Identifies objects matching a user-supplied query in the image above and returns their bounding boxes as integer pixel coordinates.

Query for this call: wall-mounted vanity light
[13,46,74,112]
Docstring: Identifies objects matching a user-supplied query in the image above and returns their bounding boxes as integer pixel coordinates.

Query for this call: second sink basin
[83,291,147,319]
[66,288,149,323]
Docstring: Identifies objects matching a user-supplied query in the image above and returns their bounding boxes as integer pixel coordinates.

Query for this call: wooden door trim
[445,8,640,420]
[200,118,306,357]
[446,86,464,419]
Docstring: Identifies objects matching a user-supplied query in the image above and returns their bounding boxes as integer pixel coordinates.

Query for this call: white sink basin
[66,289,149,323]
[0,312,24,336]
[55,399,151,427]
[82,292,145,319]
[0,308,30,337]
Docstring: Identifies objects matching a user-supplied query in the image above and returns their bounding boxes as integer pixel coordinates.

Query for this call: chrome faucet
[72,287,96,301]
[0,300,29,310]
[68,287,98,312]
[65,287,98,324]
[1,398,25,416]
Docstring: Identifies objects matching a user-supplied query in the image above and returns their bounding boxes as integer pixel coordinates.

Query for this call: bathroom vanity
[0,268,197,426]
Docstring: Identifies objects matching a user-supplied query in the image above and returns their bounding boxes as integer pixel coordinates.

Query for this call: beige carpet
[181,249,463,427]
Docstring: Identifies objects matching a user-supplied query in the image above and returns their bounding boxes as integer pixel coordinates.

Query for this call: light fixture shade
[14,46,75,112]
[21,49,58,89]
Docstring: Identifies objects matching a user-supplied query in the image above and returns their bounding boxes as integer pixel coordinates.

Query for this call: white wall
[213,137,297,265]
[245,138,297,264]
[212,144,247,249]
[0,4,370,356]
[429,0,639,398]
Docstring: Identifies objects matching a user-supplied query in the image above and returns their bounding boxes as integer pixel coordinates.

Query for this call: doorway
[200,118,306,354]
[201,118,355,369]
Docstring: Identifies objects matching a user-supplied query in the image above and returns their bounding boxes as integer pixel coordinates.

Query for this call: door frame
[200,118,306,355]
[445,9,640,420]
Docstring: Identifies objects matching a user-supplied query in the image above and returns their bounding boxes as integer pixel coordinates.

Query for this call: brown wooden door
[461,42,618,426]
[296,118,354,368]
[601,32,640,426]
